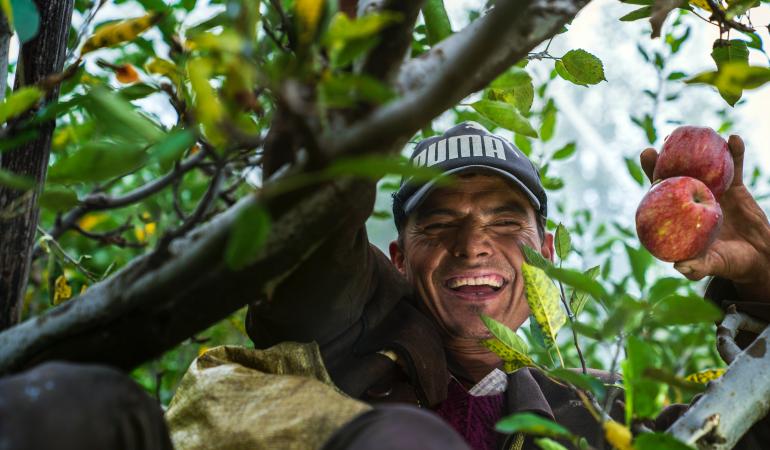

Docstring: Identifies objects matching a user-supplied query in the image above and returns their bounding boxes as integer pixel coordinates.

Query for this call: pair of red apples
[635,126,733,262]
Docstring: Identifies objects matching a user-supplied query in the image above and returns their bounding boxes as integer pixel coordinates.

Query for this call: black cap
[395,121,547,220]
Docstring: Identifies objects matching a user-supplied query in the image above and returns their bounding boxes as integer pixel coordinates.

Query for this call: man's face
[389,172,553,340]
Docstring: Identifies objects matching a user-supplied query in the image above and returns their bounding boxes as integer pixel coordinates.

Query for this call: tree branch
[323,0,587,158]
[0,0,591,372]
[716,305,768,364]
[668,325,770,449]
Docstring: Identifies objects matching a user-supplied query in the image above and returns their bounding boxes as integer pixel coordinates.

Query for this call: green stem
[422,0,452,46]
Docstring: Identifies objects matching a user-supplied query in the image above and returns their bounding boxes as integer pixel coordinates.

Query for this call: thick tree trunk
[0,0,74,331]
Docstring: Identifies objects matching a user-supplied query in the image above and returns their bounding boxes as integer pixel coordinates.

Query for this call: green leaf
[646,277,687,303]
[687,63,770,106]
[552,142,576,160]
[10,0,40,43]
[319,73,394,108]
[725,0,760,18]
[85,88,164,143]
[481,314,529,354]
[560,49,606,85]
[491,68,532,89]
[522,262,566,347]
[225,202,271,270]
[510,81,535,114]
[623,335,666,421]
[549,267,608,302]
[554,60,586,87]
[667,71,688,80]
[471,100,538,137]
[0,168,34,190]
[569,265,601,316]
[482,338,535,371]
[625,244,653,289]
[118,83,158,100]
[631,114,657,144]
[39,186,80,211]
[47,142,148,183]
[548,368,607,400]
[619,0,654,4]
[711,39,750,105]
[422,0,452,45]
[634,432,695,450]
[522,245,554,271]
[624,157,645,185]
[619,5,653,21]
[496,412,573,439]
[651,295,723,325]
[148,129,196,171]
[540,99,557,142]
[0,86,43,123]
[535,437,569,450]
[555,223,571,260]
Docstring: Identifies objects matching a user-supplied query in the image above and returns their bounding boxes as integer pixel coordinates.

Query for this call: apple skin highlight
[636,176,723,262]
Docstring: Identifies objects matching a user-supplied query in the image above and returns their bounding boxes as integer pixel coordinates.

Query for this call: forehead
[416,172,534,214]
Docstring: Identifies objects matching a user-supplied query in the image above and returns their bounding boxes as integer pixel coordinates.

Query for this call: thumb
[727,135,745,187]
[640,148,658,183]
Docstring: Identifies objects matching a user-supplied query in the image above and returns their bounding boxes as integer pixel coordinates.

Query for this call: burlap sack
[166,343,370,450]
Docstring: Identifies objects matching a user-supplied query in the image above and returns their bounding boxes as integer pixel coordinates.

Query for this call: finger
[640,148,658,183]
[727,135,745,187]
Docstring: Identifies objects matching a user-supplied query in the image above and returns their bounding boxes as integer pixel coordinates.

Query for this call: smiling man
[388,123,553,383]
[242,121,770,450]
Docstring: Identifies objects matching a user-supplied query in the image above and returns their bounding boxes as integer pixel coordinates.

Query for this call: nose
[450,221,493,261]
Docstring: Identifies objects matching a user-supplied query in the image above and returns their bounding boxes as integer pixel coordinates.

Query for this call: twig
[704,0,755,33]
[36,226,99,282]
[716,304,768,364]
[559,280,588,374]
[71,221,145,249]
[42,151,206,246]
[158,161,224,247]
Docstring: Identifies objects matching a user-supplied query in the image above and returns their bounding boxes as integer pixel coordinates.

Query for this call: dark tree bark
[0,0,74,331]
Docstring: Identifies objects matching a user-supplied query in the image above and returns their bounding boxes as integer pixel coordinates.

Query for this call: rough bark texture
[0,0,74,331]
[0,0,588,373]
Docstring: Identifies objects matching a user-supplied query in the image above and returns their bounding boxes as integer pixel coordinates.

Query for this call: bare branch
[716,305,768,364]
[704,0,754,33]
[668,325,770,449]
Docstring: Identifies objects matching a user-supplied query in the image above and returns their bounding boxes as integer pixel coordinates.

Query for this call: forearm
[246,178,381,348]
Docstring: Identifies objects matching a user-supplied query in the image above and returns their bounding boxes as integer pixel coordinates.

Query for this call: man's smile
[442,272,511,301]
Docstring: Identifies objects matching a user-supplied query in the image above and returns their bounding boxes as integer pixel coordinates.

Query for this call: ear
[541,232,555,262]
[389,240,406,275]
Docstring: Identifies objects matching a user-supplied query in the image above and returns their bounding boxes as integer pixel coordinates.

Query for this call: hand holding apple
[640,134,770,302]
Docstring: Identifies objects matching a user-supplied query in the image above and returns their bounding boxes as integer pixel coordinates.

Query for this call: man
[240,122,770,449]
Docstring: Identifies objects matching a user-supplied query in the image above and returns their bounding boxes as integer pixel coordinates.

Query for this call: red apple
[653,126,733,198]
[636,176,723,262]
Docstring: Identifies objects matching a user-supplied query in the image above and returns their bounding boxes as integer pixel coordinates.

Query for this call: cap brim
[402,165,542,215]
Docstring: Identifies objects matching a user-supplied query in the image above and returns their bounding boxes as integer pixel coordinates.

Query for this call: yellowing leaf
[604,421,634,450]
[296,0,324,44]
[198,345,210,357]
[77,213,107,232]
[81,13,162,55]
[186,29,243,53]
[522,262,565,347]
[0,86,43,124]
[145,222,156,236]
[187,57,225,146]
[482,338,535,372]
[53,275,73,305]
[685,368,726,384]
[689,0,724,11]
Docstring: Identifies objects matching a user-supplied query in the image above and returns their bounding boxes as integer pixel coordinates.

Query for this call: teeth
[448,276,504,289]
